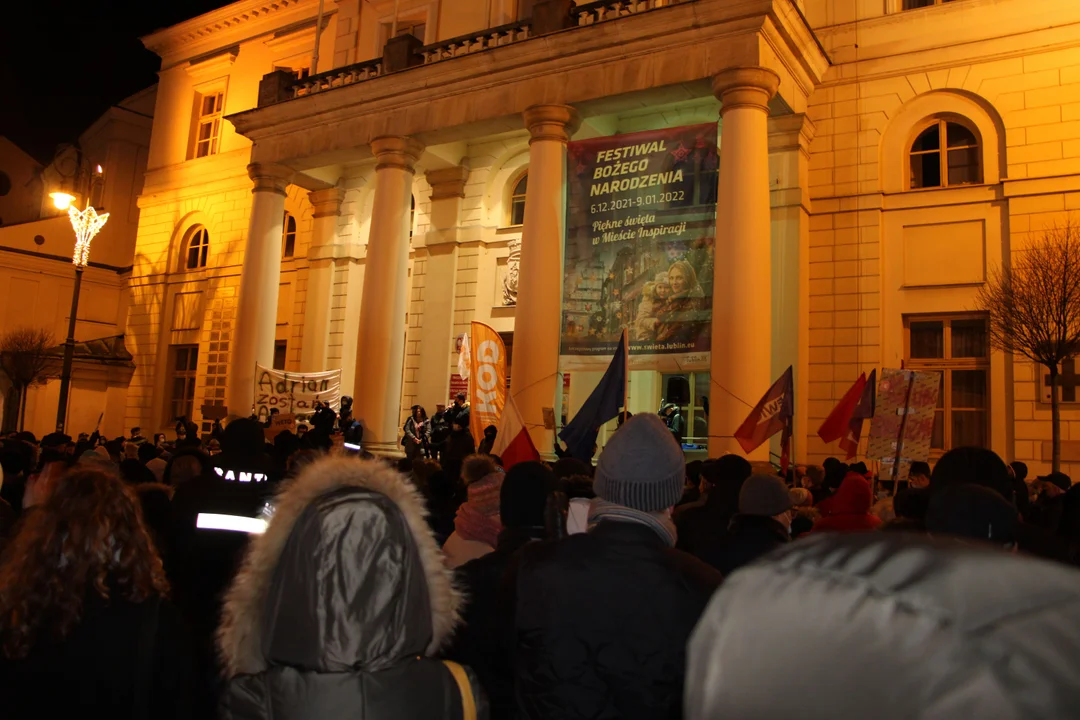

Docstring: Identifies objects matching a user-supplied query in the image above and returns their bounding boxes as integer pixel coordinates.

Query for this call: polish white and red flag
[492,394,540,470]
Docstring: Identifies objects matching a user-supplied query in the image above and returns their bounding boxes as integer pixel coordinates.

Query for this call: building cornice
[142,0,319,64]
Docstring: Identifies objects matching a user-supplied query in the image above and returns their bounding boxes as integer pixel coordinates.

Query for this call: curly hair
[0,467,168,659]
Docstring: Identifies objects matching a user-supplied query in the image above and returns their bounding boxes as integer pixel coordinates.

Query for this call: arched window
[281,212,296,258]
[909,119,981,189]
[509,172,528,226]
[184,226,209,269]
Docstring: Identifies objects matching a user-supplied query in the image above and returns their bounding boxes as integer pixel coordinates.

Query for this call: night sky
[1,0,235,163]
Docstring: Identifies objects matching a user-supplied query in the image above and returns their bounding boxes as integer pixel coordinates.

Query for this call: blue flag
[559,331,627,461]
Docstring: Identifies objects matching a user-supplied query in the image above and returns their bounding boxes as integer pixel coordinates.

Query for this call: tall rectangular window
[905,315,989,453]
[274,340,288,371]
[193,91,224,159]
[169,344,199,423]
[659,372,710,445]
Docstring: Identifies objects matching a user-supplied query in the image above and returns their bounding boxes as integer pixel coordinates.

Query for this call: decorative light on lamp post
[53,164,108,434]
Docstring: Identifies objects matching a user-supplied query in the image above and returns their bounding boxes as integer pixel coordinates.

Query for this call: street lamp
[53,165,108,433]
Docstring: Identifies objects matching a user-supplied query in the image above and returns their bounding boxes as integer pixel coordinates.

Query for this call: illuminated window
[282,212,296,258]
[905,315,989,453]
[909,119,981,189]
[193,91,224,159]
[509,172,528,226]
[185,226,209,270]
[168,344,199,423]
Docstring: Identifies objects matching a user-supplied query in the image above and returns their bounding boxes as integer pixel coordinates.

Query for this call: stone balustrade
[573,0,690,26]
[273,0,690,105]
[421,20,532,65]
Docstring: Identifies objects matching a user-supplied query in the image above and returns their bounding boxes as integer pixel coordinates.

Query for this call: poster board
[254,365,341,423]
[560,123,719,372]
[264,412,297,441]
[867,368,940,484]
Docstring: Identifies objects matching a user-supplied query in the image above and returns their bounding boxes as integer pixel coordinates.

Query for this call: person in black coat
[0,466,192,719]
[446,461,555,718]
[442,418,476,484]
[507,415,722,720]
[675,454,752,559]
[701,474,792,576]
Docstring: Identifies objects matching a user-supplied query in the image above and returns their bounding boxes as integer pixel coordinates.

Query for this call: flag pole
[622,328,629,421]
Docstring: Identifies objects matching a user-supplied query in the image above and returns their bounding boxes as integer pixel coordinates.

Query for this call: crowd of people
[1,406,1079,718]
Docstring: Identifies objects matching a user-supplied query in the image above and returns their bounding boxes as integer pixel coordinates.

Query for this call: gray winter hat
[594,413,685,512]
[739,474,793,517]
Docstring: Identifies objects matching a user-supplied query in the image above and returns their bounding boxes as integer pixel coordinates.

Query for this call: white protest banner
[254,365,341,422]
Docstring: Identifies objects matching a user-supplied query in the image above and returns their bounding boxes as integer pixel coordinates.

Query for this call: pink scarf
[454,472,503,548]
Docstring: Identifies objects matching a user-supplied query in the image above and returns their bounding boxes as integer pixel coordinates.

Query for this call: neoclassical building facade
[128,0,1080,475]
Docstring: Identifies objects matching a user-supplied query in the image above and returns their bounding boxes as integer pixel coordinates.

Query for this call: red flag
[839,369,876,459]
[491,395,540,470]
[734,367,794,470]
[817,373,867,444]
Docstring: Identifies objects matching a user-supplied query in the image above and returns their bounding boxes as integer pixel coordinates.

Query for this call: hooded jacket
[811,472,882,533]
[217,457,485,719]
[685,533,1080,719]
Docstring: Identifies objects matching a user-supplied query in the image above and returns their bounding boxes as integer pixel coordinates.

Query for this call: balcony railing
[420,20,532,65]
[276,0,692,104]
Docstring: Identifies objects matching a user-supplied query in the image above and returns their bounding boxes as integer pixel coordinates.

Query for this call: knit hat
[594,413,684,512]
[739,474,793,517]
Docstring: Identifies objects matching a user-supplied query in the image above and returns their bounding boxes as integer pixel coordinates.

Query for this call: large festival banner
[469,322,507,442]
[253,365,342,423]
[560,123,719,372]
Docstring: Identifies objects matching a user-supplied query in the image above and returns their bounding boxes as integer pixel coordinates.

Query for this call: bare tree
[976,221,1080,472]
[0,327,57,432]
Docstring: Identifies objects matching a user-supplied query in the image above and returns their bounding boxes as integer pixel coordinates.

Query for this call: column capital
[767,113,817,156]
[425,165,471,200]
[371,136,425,173]
[308,187,347,218]
[712,67,780,115]
[248,163,294,196]
[524,104,581,145]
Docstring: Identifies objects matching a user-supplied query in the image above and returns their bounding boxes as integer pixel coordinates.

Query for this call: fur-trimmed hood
[218,456,462,678]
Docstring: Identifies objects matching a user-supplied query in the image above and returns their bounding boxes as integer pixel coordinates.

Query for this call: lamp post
[51,175,108,434]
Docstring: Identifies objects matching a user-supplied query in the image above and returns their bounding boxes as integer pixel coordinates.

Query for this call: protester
[404,405,430,461]
[685,532,1080,719]
[425,469,462,546]
[676,454,752,557]
[788,487,818,538]
[477,424,498,456]
[447,461,556,717]
[925,483,1019,549]
[217,456,484,719]
[443,417,477,487]
[908,460,931,489]
[443,465,504,569]
[430,404,451,461]
[0,467,192,718]
[508,414,722,719]
[811,471,882,533]
[700,474,792,576]
[168,418,280,716]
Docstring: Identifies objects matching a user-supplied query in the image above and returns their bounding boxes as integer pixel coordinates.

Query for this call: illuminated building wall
[127,0,1080,475]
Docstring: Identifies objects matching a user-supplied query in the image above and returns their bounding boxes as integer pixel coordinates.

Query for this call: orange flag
[469,322,507,443]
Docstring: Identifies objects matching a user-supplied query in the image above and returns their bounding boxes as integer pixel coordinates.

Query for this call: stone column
[301,187,346,371]
[708,67,779,459]
[228,162,293,416]
[353,136,424,453]
[414,166,470,412]
[510,105,580,450]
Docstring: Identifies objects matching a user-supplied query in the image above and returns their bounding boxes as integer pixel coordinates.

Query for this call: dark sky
[1,0,235,163]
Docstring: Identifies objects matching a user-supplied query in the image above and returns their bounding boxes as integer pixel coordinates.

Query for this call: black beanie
[500,461,555,529]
